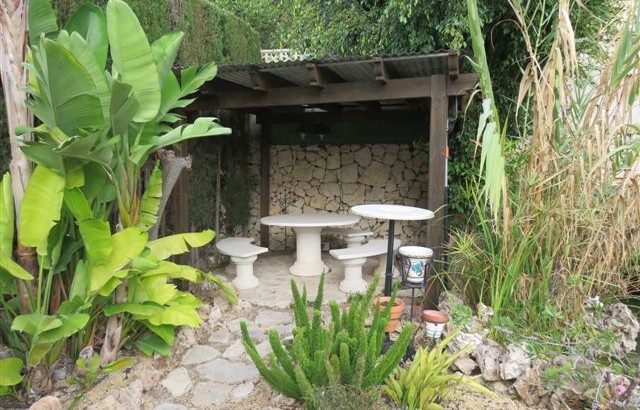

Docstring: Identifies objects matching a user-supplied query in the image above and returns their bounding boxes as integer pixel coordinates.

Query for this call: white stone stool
[216,237,268,289]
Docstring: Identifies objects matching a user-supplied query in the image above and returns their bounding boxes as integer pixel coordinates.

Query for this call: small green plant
[305,384,387,410]
[65,350,132,408]
[450,303,473,327]
[385,330,497,410]
[0,357,24,396]
[67,353,133,389]
[241,274,413,402]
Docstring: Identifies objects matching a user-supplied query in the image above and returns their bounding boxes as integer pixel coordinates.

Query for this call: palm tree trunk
[1,0,38,309]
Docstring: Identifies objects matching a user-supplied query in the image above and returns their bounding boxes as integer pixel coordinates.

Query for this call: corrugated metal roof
[213,51,459,89]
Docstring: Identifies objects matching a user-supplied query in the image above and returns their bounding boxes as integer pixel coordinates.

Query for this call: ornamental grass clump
[241,274,413,402]
[446,0,640,333]
[385,330,497,410]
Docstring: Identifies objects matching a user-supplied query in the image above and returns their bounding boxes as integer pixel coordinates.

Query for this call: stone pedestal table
[260,213,360,276]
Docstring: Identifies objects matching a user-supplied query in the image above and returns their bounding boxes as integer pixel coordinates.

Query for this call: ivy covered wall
[51,0,261,65]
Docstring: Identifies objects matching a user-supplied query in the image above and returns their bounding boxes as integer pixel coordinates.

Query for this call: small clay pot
[373,296,405,332]
[422,310,449,338]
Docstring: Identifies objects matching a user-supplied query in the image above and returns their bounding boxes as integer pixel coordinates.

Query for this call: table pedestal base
[339,257,368,294]
[290,226,329,277]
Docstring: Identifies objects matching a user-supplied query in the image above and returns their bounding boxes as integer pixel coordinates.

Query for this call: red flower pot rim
[422,310,449,323]
[373,296,404,308]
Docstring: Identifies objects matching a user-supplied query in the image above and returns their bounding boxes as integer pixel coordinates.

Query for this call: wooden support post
[426,75,448,308]
[259,121,271,247]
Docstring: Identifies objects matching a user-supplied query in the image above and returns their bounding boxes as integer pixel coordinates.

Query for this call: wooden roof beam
[249,70,297,91]
[307,63,345,88]
[447,51,460,80]
[188,73,478,111]
[373,57,389,83]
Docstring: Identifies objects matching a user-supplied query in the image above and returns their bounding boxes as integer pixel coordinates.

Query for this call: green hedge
[51,0,261,65]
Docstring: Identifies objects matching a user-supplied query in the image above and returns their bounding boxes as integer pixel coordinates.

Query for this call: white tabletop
[260,213,360,227]
[350,204,434,221]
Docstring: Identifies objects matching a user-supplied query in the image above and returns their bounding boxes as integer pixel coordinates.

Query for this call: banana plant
[0,0,234,385]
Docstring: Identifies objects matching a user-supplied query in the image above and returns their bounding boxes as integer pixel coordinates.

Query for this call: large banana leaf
[0,173,14,258]
[0,357,23,388]
[28,0,58,44]
[66,3,108,69]
[89,227,147,293]
[0,255,34,280]
[151,32,184,86]
[12,313,89,366]
[67,32,111,124]
[146,229,215,261]
[29,38,104,136]
[138,163,162,232]
[79,219,113,266]
[107,0,161,122]
[129,118,231,166]
[19,166,65,255]
[110,80,139,137]
[140,261,200,282]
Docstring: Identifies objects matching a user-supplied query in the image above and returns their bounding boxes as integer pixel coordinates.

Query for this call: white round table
[260,213,361,276]
[350,204,434,295]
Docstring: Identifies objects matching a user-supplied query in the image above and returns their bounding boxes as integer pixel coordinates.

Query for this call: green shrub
[241,274,413,402]
[385,330,496,410]
[305,384,387,410]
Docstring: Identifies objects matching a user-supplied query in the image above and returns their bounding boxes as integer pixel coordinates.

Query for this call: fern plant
[241,274,413,401]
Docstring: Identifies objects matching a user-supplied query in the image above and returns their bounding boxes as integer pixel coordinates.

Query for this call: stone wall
[246,137,430,251]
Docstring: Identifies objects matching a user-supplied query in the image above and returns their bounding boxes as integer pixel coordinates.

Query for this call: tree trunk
[1,0,38,309]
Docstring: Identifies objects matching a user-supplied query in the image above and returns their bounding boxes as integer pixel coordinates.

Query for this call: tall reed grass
[447,0,640,329]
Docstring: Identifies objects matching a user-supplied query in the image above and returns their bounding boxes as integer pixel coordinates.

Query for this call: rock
[549,381,590,410]
[207,305,222,325]
[208,328,232,345]
[477,303,494,325]
[231,382,255,400]
[196,358,259,383]
[227,317,251,333]
[341,164,358,183]
[448,331,483,355]
[29,396,62,410]
[603,303,640,355]
[175,327,197,352]
[500,344,530,380]
[454,356,478,375]
[191,382,230,407]
[354,147,372,167]
[223,339,246,359]
[140,368,163,392]
[87,395,120,410]
[292,163,314,182]
[161,367,192,398]
[475,340,502,381]
[359,162,390,187]
[97,379,143,410]
[326,153,340,170]
[438,292,465,318]
[182,345,221,365]
[487,380,511,395]
[255,340,273,358]
[513,362,550,407]
[154,403,189,410]
[277,150,293,167]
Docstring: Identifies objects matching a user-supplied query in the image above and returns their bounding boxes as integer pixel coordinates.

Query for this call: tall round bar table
[350,204,434,296]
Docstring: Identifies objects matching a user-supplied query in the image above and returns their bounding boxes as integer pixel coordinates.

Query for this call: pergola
[188,51,478,276]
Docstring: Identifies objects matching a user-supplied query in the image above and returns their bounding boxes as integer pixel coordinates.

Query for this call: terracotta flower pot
[373,296,405,332]
[422,310,449,338]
